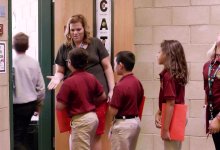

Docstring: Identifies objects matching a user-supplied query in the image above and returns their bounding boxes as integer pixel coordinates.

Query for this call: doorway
[9,0,54,149]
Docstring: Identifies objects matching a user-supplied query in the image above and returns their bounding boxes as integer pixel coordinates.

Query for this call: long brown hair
[161,40,188,85]
[64,14,91,46]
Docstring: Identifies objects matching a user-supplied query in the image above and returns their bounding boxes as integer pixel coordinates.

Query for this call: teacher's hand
[47,72,64,90]
[209,117,220,134]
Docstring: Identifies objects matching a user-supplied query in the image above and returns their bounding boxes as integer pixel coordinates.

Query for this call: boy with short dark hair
[106,51,144,150]
[56,48,107,150]
[13,32,45,150]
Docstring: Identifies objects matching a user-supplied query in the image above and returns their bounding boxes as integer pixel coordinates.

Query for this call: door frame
[8,0,13,149]
[8,0,54,149]
[38,0,54,149]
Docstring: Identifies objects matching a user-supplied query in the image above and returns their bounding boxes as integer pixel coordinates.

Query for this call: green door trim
[38,0,54,149]
[8,0,14,149]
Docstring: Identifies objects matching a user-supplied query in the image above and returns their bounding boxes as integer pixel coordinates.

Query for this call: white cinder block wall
[134,0,220,149]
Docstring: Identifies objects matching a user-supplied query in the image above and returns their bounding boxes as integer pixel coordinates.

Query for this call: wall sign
[95,0,112,56]
[0,5,6,17]
[0,41,6,73]
[0,24,3,35]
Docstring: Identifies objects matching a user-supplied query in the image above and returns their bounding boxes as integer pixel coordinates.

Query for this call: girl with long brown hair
[155,40,188,150]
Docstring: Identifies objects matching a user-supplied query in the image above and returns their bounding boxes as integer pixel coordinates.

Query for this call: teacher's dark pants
[212,132,220,150]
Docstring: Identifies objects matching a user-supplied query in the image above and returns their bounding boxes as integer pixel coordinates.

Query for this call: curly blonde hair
[207,35,220,60]
[64,14,91,46]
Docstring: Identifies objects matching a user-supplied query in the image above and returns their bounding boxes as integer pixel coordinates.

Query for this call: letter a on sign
[100,18,108,30]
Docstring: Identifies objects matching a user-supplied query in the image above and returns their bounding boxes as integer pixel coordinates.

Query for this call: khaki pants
[164,140,182,150]
[110,117,140,150]
[163,116,188,150]
[70,112,98,150]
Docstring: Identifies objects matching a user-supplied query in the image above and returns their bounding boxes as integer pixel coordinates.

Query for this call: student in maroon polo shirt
[155,40,188,150]
[106,51,144,150]
[203,35,220,149]
[56,48,106,150]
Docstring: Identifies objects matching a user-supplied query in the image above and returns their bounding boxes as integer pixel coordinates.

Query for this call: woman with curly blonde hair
[203,35,220,149]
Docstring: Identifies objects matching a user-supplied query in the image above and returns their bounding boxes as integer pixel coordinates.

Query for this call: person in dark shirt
[106,51,144,150]
[56,48,106,150]
[48,14,114,149]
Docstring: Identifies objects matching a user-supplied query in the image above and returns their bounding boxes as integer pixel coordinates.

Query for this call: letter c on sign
[100,0,107,12]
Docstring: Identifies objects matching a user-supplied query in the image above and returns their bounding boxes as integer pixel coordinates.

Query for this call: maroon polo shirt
[203,59,220,111]
[159,69,185,111]
[109,73,144,116]
[57,70,104,116]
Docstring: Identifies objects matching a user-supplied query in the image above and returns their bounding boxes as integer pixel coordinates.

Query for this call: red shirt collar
[119,73,134,82]
[69,69,85,77]
[159,69,168,78]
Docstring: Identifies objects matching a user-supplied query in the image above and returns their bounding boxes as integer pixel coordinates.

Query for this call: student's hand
[33,111,39,116]
[108,129,112,139]
[161,129,171,140]
[34,108,41,116]
[34,100,43,115]
[155,110,162,128]
[209,118,220,134]
[107,90,113,102]
[47,72,64,90]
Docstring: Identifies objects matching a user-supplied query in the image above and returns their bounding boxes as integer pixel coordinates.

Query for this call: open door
[10,0,54,149]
